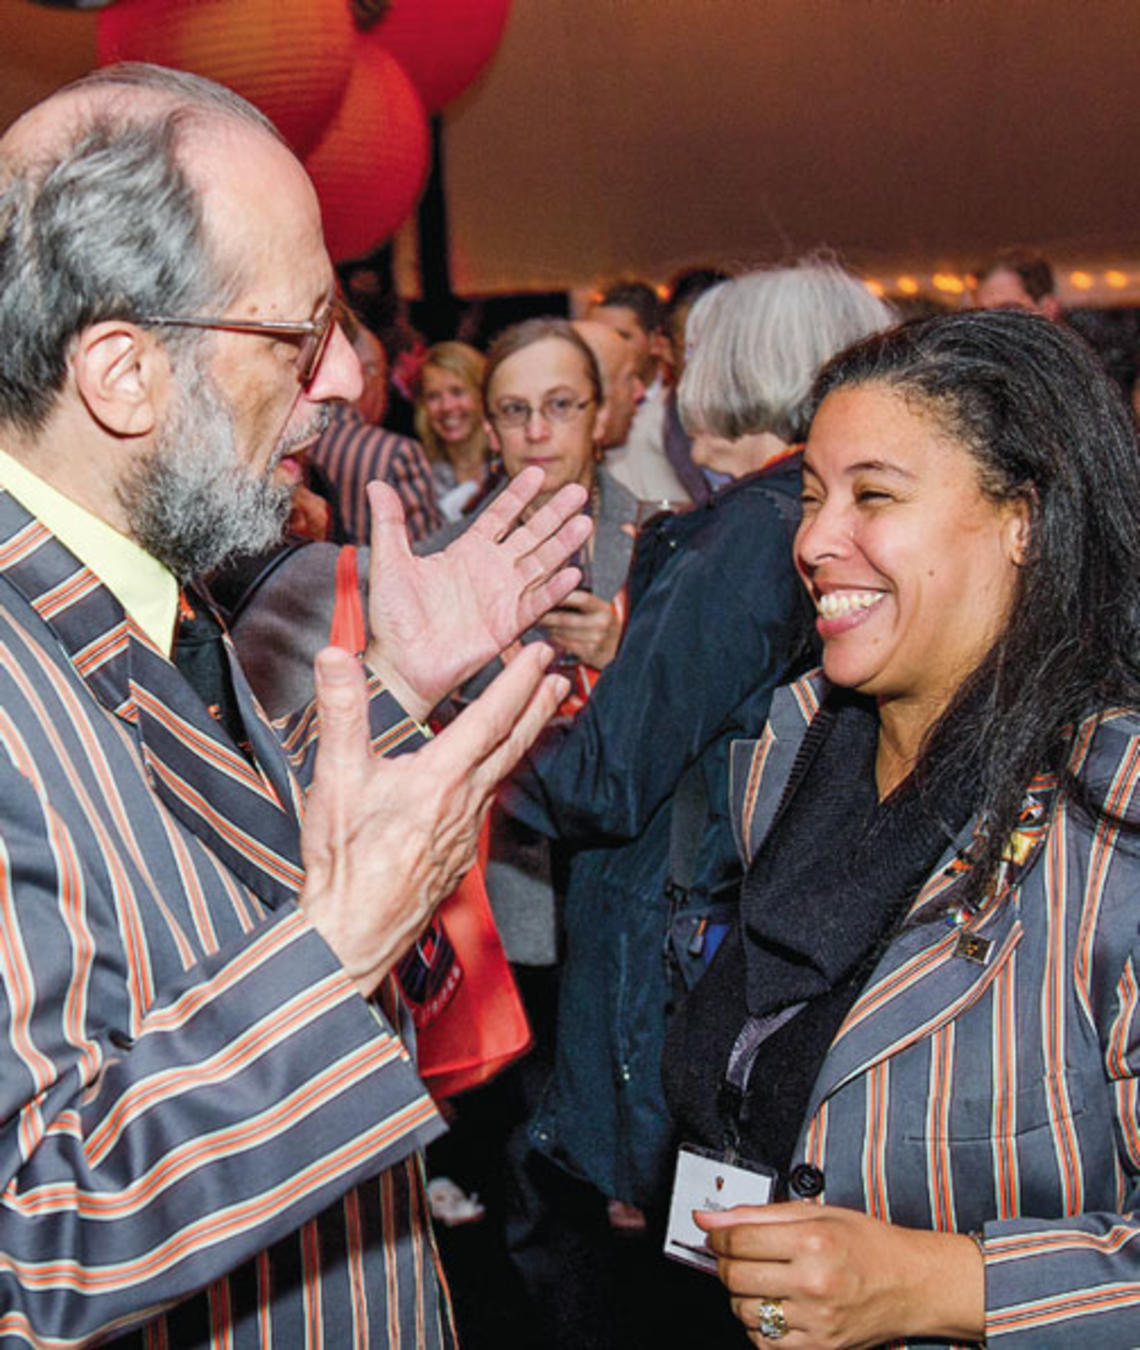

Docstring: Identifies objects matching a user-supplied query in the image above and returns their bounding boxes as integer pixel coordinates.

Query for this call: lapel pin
[954,932,993,966]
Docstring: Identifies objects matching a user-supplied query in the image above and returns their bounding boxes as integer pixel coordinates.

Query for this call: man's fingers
[366,479,412,567]
[425,644,567,778]
[468,466,544,540]
[515,567,589,631]
[510,483,593,556]
[548,589,593,613]
[513,515,594,589]
[311,647,373,785]
[474,471,589,547]
[485,669,572,778]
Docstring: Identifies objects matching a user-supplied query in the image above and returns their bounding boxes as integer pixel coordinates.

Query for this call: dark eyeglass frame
[141,288,339,388]
[489,393,596,430]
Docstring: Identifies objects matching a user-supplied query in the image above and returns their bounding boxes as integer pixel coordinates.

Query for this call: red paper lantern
[371,0,512,113]
[96,0,355,158]
[304,34,429,261]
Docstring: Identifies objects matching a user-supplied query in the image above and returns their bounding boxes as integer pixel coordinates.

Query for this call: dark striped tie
[173,587,250,756]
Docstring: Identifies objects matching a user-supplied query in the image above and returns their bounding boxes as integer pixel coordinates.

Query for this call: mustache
[273,402,332,461]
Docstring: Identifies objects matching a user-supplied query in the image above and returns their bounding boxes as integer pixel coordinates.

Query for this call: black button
[108,1030,134,1052]
[788,1163,824,1198]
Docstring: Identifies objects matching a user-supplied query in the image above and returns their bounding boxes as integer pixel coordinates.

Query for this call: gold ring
[755,1296,788,1340]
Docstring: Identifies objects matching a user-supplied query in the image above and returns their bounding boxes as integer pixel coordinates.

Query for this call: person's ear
[592,397,611,448]
[70,321,167,437]
[649,328,672,366]
[1004,492,1034,566]
[484,416,501,455]
[1039,294,1062,323]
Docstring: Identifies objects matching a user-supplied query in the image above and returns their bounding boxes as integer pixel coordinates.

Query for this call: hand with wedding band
[694,1202,984,1348]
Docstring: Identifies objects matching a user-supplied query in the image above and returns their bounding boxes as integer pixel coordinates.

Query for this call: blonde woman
[414,341,494,520]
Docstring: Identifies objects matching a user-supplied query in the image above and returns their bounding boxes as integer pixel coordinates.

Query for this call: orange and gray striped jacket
[730,671,1140,1348]
[0,489,454,1347]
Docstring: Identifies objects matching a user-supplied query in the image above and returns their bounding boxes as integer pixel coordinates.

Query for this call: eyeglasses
[490,393,595,429]
[141,289,340,389]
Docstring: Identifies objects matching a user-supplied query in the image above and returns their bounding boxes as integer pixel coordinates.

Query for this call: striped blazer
[730,672,1140,1348]
[0,489,453,1347]
[310,404,441,546]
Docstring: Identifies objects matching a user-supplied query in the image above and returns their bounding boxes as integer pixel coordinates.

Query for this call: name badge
[664,1144,776,1273]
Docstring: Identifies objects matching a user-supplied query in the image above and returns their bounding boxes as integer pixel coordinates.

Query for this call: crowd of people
[0,58,1139,1350]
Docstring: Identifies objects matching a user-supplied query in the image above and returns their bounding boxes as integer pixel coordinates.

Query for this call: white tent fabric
[3,0,1139,298]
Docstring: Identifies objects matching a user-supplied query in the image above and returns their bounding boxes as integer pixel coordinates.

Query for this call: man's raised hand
[363,467,591,719]
[299,642,569,998]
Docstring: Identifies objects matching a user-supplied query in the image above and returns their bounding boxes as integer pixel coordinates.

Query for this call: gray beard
[117,353,320,582]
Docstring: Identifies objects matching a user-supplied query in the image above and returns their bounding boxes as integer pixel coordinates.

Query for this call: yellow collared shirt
[0,449,179,654]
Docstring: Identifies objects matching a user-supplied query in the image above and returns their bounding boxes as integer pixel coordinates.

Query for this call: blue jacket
[503,459,816,1204]
[0,490,449,1345]
[722,672,1140,1348]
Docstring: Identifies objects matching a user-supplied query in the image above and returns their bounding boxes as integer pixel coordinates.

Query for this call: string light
[932,273,966,295]
[620,264,1140,308]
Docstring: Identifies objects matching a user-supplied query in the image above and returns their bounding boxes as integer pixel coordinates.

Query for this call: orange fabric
[330,544,366,652]
[329,546,530,1098]
[556,586,628,718]
[414,840,531,1099]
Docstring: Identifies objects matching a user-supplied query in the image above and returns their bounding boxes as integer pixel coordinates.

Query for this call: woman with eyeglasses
[418,318,639,958]
[458,316,640,681]
[405,318,643,1343]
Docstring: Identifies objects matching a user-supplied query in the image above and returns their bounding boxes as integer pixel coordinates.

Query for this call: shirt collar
[0,448,179,653]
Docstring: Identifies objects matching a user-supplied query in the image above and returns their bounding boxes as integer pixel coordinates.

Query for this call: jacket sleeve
[501,492,812,844]
[979,735,1140,1347]
[980,931,1140,1348]
[980,959,1140,1350]
[0,703,440,1341]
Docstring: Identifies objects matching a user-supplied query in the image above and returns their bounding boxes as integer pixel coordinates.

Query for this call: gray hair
[0,63,280,432]
[678,260,895,444]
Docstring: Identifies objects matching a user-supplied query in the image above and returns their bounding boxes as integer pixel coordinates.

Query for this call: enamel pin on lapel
[954,932,993,966]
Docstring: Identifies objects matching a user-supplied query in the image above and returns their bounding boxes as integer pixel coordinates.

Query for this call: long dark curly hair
[809,308,1140,903]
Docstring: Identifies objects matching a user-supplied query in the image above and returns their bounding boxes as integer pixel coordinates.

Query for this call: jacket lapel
[0,491,304,909]
[803,774,1056,1115]
[730,671,827,866]
[730,667,1056,1120]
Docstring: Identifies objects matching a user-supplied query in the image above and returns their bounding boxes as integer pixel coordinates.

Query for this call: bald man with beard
[0,63,589,1345]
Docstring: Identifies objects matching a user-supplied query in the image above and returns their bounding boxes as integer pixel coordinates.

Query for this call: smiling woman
[797,384,1029,794]
[413,341,493,520]
[663,309,1140,1348]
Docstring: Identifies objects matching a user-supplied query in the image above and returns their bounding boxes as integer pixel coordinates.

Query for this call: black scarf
[740,688,979,1016]
[663,686,983,1181]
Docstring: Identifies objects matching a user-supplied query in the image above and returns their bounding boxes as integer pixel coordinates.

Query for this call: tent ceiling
[3,0,1138,295]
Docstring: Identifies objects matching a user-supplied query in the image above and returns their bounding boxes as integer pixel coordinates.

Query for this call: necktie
[173,587,250,755]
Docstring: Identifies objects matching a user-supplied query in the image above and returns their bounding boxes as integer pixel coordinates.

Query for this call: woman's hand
[542,589,623,670]
[696,1203,984,1348]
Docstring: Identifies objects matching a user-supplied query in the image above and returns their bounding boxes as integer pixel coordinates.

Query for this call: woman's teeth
[815,590,882,618]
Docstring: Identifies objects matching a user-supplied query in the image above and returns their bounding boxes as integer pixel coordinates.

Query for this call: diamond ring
[755,1296,789,1340]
